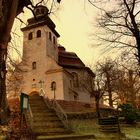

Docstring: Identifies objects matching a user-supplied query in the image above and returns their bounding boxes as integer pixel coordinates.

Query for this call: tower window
[49,32,52,41]
[53,36,56,44]
[36,8,40,15]
[28,32,33,40]
[32,62,36,69]
[37,30,41,38]
[41,8,45,14]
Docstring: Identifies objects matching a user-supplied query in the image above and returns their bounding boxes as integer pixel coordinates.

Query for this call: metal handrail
[20,104,35,140]
[28,104,33,129]
[52,100,69,128]
[43,96,71,131]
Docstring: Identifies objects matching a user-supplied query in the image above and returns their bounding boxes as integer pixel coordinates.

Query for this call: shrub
[119,103,138,124]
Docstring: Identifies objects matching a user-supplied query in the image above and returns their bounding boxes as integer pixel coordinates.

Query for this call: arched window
[41,8,45,14]
[51,81,56,90]
[72,72,79,87]
[28,32,33,40]
[53,36,56,44]
[49,32,52,41]
[37,30,41,38]
[51,81,56,99]
[32,62,36,69]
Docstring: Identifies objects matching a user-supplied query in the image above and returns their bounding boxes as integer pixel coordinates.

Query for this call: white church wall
[62,71,73,101]
[65,68,94,103]
[45,70,64,99]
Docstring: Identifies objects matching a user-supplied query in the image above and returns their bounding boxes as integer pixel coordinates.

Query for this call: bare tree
[96,59,120,107]
[7,61,23,98]
[0,0,61,124]
[115,67,140,106]
[81,68,104,118]
[88,0,140,65]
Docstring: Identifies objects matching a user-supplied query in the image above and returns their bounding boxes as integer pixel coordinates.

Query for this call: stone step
[36,134,96,140]
[33,128,68,136]
[30,108,50,112]
[29,95,43,99]
[32,125,64,130]
[27,95,69,137]
[99,125,120,132]
[31,110,54,114]
[29,97,44,100]
[29,102,46,106]
[29,99,44,103]
[32,121,64,128]
[32,112,57,116]
[29,105,49,109]
[33,117,60,122]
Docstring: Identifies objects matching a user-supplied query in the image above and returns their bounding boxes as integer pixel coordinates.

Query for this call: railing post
[28,104,33,129]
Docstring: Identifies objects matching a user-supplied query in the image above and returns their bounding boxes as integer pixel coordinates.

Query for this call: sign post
[20,93,29,131]
[20,93,29,113]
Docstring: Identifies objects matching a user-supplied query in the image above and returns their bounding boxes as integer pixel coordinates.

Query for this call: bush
[119,103,139,124]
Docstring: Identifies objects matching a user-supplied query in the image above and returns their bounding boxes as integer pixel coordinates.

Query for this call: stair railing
[52,100,70,130]
[26,104,34,130]
[43,96,72,131]
[23,104,36,139]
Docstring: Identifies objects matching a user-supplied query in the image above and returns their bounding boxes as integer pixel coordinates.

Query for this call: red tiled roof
[58,46,85,68]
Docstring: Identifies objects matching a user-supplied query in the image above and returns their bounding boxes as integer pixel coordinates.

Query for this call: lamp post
[51,81,56,100]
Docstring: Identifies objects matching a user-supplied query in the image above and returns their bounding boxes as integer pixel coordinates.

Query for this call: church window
[51,81,56,90]
[72,72,79,87]
[28,32,33,40]
[74,93,79,101]
[41,8,45,14]
[49,32,52,41]
[37,30,41,38]
[53,36,56,44]
[32,62,36,69]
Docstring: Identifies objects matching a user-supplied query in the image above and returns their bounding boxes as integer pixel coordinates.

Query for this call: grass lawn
[69,119,140,140]
[121,124,140,140]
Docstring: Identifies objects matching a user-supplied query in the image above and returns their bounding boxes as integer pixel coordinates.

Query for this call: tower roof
[21,6,60,37]
[58,46,95,77]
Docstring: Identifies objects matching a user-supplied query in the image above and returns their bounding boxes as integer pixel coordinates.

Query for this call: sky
[11,0,108,66]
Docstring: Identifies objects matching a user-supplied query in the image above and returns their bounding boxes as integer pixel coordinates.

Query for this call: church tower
[21,6,62,97]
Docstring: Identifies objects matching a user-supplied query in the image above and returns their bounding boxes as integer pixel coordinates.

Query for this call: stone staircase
[98,117,120,132]
[26,94,70,139]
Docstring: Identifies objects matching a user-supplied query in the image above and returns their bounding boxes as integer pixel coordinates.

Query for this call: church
[20,5,95,103]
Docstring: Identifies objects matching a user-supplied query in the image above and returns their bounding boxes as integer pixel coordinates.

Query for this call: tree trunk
[106,73,113,107]
[108,90,113,107]
[136,36,140,66]
[0,48,8,124]
[0,0,19,124]
[95,98,100,118]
